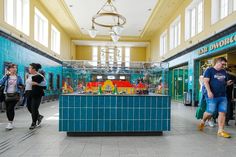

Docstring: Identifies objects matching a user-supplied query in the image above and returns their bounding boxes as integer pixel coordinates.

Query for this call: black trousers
[26,92,42,124]
[5,100,18,121]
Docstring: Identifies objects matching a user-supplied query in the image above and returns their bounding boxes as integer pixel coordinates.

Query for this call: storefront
[165,24,236,105]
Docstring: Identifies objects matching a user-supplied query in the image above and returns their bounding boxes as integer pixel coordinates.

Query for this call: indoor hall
[0,0,236,156]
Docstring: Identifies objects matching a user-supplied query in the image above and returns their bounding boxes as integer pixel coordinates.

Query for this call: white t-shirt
[25,74,33,91]
[7,76,17,93]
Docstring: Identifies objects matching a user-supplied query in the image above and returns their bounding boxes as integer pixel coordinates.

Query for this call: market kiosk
[59,61,170,136]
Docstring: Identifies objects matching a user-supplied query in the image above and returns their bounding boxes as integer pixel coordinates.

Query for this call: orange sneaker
[198,122,204,131]
[217,131,231,138]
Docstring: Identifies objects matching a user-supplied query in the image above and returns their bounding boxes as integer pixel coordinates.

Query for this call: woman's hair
[7,63,16,70]
[30,63,42,72]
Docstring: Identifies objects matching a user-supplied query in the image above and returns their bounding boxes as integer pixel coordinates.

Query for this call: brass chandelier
[88,0,126,43]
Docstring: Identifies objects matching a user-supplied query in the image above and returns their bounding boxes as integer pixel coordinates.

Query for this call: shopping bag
[195,97,206,119]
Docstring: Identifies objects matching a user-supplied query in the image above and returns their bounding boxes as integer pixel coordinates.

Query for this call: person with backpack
[25,63,46,129]
[0,64,24,130]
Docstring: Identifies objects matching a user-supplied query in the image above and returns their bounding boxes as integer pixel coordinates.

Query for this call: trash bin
[183,91,192,106]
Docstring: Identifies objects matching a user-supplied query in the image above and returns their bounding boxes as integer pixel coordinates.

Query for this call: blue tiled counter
[59,94,171,136]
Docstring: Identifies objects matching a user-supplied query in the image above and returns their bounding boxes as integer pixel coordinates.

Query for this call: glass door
[172,65,188,102]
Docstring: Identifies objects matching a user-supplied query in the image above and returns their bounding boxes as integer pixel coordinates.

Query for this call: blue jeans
[205,97,227,114]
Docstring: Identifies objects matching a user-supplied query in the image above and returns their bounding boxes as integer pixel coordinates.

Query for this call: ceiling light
[88,23,98,38]
[112,25,123,35]
[88,0,126,42]
[110,32,120,43]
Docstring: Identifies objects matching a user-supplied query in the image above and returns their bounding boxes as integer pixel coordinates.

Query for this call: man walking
[198,57,233,138]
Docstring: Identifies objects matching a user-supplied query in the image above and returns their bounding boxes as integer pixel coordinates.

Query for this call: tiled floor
[0,101,236,157]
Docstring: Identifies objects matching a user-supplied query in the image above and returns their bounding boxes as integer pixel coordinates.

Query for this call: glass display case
[60,60,171,135]
[61,60,169,95]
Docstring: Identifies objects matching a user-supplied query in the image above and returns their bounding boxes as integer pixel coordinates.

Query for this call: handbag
[5,93,20,102]
[0,85,5,102]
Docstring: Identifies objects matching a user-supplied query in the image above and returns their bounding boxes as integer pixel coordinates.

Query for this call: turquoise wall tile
[87,96,93,107]
[68,120,75,132]
[75,108,80,119]
[74,120,81,131]
[60,95,171,132]
[69,109,75,119]
[93,121,98,132]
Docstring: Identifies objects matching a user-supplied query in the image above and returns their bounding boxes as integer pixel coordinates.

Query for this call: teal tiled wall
[0,34,62,95]
[59,95,171,132]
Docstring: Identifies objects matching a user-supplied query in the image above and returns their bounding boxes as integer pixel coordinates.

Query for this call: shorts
[205,97,227,114]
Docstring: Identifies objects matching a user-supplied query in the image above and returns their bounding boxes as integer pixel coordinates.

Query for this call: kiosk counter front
[59,61,170,136]
[60,94,170,136]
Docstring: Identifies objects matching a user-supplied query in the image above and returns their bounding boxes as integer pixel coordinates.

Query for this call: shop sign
[196,33,236,56]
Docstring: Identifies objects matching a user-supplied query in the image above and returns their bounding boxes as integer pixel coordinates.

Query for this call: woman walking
[25,63,46,129]
[0,64,23,130]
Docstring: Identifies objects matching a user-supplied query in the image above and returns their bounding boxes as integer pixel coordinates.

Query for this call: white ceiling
[65,0,159,37]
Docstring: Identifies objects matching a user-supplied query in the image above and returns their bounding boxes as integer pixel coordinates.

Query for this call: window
[34,8,48,47]
[92,47,98,66]
[117,48,122,66]
[4,0,29,35]
[170,16,181,50]
[211,0,236,24]
[98,47,127,67]
[100,47,106,66]
[108,49,114,66]
[221,0,229,19]
[125,48,130,67]
[185,0,203,40]
[190,8,196,37]
[197,2,203,34]
[160,30,167,56]
[51,25,60,54]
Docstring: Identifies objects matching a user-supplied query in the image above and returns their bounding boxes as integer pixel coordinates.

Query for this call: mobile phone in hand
[6,71,11,76]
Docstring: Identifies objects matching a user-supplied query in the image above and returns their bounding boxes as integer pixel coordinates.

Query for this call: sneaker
[217,130,231,138]
[198,122,205,131]
[208,120,215,127]
[6,123,13,130]
[29,123,36,130]
[37,115,44,126]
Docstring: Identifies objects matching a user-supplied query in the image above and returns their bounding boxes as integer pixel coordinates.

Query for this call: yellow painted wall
[76,46,93,60]
[0,0,74,60]
[70,42,76,60]
[150,0,236,62]
[130,47,146,61]
[146,44,151,61]
[75,46,147,61]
